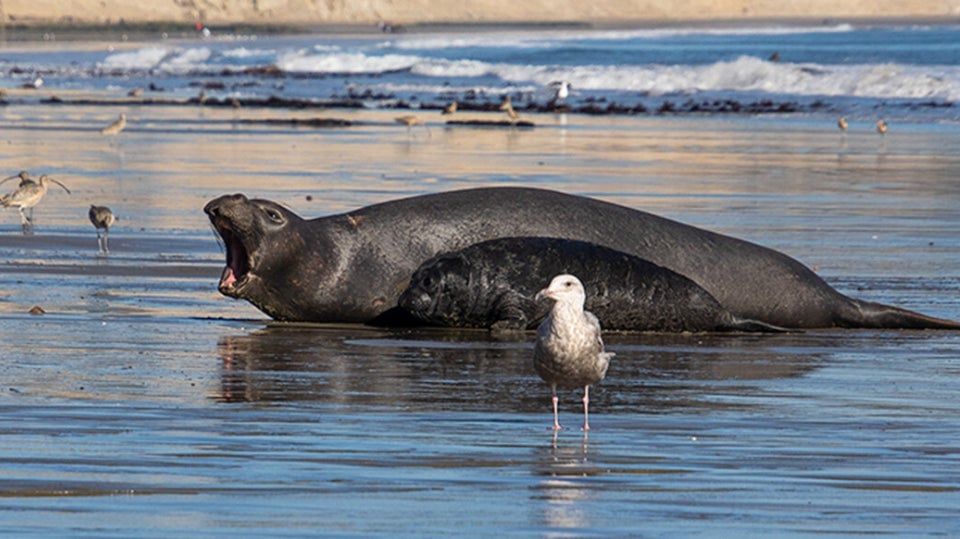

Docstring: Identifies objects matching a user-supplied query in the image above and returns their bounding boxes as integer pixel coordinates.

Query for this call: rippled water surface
[1,95,959,536]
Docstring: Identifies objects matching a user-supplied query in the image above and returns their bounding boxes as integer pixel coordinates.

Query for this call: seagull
[550,81,571,103]
[876,119,888,135]
[21,77,43,90]
[499,95,519,122]
[88,205,116,254]
[533,274,614,431]
[0,173,71,230]
[442,101,457,115]
[100,113,127,136]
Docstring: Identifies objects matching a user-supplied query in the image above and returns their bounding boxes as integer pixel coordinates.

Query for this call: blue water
[3,23,960,121]
[1,22,960,537]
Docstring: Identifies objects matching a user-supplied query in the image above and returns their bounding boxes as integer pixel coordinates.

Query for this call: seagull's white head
[535,274,586,307]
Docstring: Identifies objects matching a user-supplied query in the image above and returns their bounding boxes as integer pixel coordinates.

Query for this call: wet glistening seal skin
[399,237,789,332]
[204,187,960,329]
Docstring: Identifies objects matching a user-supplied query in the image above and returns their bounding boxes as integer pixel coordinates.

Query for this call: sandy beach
[2,11,960,533]
[1,87,960,534]
[3,0,960,29]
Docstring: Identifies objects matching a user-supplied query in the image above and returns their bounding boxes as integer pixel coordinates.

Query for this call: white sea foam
[276,51,421,74]
[163,47,212,69]
[221,46,276,59]
[411,55,958,100]
[100,47,173,70]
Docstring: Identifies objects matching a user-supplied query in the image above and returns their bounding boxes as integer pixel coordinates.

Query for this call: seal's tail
[840,299,960,330]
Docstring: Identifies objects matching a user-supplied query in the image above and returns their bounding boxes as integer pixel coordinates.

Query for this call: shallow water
[1,100,959,536]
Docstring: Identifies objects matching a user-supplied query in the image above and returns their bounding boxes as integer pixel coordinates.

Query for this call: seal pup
[534,274,614,431]
[398,237,788,332]
[204,187,960,329]
[100,113,127,136]
[88,205,115,254]
[1,173,71,231]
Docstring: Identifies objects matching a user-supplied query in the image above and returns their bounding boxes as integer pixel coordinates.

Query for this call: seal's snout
[204,193,249,218]
[204,193,255,299]
[399,289,431,313]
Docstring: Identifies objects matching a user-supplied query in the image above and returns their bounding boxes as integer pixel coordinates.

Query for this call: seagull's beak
[534,288,551,302]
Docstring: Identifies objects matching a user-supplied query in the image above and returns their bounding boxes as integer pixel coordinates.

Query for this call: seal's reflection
[214,325,820,415]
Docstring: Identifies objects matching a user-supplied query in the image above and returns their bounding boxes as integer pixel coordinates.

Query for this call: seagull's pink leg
[582,385,591,431]
[551,385,562,431]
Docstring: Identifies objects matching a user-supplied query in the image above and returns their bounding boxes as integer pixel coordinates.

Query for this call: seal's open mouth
[213,221,252,296]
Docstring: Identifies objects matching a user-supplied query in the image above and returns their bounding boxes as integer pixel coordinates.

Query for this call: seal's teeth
[220,267,237,288]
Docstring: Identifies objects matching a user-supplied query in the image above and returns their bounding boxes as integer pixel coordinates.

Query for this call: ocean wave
[420,55,957,100]
[275,50,421,74]
[99,47,174,70]
[92,43,960,102]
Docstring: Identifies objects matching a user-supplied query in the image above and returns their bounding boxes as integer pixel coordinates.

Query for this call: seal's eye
[263,207,284,224]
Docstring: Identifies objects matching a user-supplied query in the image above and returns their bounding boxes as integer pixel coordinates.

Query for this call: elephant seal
[397,237,790,332]
[203,187,960,329]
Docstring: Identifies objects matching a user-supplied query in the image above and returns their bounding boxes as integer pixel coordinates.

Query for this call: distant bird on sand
[88,205,115,254]
[499,95,520,122]
[127,87,144,98]
[442,101,457,115]
[0,173,71,230]
[837,117,848,132]
[550,81,571,103]
[876,119,888,135]
[533,274,614,431]
[21,77,43,90]
[100,113,127,136]
[395,114,430,135]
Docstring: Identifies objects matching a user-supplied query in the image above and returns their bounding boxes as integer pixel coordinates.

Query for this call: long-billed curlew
[0,173,71,231]
[499,95,519,122]
[100,113,127,136]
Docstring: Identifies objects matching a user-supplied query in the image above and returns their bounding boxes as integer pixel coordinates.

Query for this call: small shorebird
[876,119,888,135]
[100,113,127,136]
[0,173,71,231]
[533,274,614,431]
[838,117,848,132]
[395,114,430,135]
[88,205,116,254]
[499,95,520,122]
[442,101,457,115]
[127,87,144,98]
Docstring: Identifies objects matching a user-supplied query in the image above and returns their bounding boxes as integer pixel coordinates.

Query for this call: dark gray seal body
[398,237,788,332]
[203,187,960,329]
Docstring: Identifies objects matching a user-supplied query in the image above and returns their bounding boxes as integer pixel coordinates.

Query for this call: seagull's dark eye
[564,281,574,288]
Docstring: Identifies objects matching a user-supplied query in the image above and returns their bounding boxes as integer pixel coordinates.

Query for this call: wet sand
[1,102,959,536]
